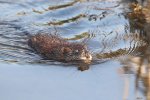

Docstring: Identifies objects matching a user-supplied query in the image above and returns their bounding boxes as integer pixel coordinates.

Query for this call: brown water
[0,0,150,100]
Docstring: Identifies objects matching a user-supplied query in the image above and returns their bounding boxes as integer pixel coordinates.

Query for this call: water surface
[0,0,150,100]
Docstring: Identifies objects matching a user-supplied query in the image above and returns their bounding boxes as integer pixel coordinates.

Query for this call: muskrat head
[61,44,92,62]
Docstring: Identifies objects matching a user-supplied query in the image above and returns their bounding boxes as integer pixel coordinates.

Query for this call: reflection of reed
[94,27,147,60]
[65,32,95,40]
[46,14,86,26]
[121,51,150,100]
[123,75,130,100]
[135,51,150,100]
[121,1,150,100]
[32,0,79,14]
[47,0,79,10]
[96,48,128,59]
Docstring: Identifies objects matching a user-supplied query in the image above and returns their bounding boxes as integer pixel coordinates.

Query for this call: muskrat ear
[61,47,72,54]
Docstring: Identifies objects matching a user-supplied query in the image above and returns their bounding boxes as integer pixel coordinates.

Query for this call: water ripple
[0,0,148,65]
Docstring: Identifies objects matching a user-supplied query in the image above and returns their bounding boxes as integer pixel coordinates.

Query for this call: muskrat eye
[75,50,79,53]
[74,50,80,54]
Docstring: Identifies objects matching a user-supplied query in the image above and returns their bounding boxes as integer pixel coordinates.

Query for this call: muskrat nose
[80,53,92,61]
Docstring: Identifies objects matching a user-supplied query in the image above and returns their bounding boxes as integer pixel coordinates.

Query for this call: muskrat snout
[80,51,92,62]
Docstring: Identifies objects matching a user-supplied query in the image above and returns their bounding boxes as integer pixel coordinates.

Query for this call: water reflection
[120,0,150,99]
[2,0,150,99]
[0,0,125,64]
[1,1,150,67]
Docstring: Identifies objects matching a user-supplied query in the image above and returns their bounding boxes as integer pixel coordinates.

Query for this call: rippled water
[0,0,150,100]
[0,0,146,63]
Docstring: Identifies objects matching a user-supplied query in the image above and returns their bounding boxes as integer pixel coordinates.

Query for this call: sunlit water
[0,0,149,100]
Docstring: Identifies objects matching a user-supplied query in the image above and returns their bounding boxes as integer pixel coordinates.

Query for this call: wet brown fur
[28,33,92,63]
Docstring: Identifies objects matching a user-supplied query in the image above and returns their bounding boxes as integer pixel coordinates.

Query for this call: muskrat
[28,33,92,71]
